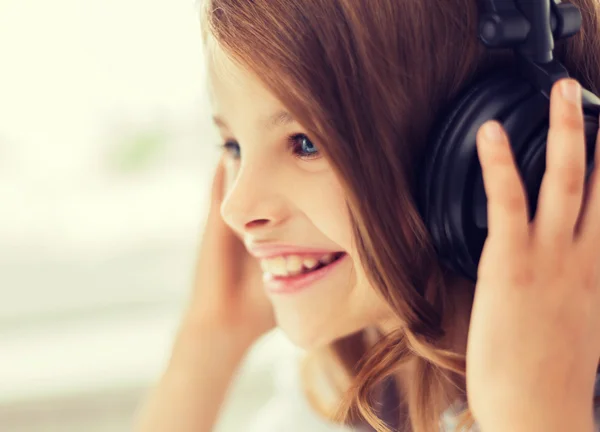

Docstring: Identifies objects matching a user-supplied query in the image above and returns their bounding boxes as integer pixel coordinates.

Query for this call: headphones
[418,0,600,282]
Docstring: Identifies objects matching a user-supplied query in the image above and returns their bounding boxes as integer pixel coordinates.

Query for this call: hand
[184,156,275,351]
[466,78,600,431]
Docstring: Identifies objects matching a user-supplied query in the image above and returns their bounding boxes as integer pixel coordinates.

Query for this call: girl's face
[207,46,393,348]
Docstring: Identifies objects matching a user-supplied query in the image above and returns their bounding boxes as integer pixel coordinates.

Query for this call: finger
[200,157,233,260]
[476,120,530,252]
[533,79,586,247]
[197,158,239,283]
[573,179,592,237]
[210,156,227,208]
[575,117,600,246]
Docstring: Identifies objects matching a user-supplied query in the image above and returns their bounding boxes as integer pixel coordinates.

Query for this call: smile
[261,252,347,294]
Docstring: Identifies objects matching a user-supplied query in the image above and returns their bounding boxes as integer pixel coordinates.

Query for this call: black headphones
[418,0,600,282]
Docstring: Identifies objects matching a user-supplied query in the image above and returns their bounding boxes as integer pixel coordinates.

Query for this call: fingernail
[483,121,503,142]
[561,79,581,105]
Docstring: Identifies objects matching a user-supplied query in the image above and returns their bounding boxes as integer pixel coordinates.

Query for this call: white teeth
[319,253,334,265]
[262,272,274,282]
[302,257,319,270]
[269,256,288,276]
[286,255,303,275]
[260,260,269,272]
[260,252,340,279]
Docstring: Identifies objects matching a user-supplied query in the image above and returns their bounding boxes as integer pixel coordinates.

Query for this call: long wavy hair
[200,1,600,431]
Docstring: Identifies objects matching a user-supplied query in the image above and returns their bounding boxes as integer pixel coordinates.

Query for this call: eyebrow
[212,110,295,131]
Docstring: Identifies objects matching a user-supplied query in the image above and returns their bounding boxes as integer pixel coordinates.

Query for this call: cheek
[299,172,353,250]
[299,173,376,304]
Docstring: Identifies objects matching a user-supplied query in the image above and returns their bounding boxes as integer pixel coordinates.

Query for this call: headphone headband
[478,0,582,61]
[419,0,600,281]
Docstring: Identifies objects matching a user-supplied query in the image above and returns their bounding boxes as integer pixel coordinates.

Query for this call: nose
[220,159,289,234]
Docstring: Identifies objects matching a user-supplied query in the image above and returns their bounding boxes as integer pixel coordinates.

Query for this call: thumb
[198,157,244,276]
[209,156,227,210]
[191,158,236,303]
[196,158,231,274]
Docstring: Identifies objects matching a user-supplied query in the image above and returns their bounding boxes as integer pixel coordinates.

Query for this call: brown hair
[200,1,600,431]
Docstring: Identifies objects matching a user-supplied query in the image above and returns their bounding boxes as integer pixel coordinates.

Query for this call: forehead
[206,43,283,121]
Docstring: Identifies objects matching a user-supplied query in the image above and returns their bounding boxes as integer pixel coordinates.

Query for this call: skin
[207,45,395,349]
[134,47,600,431]
[468,79,600,431]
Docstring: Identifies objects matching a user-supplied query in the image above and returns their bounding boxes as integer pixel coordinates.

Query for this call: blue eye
[220,135,320,161]
[290,134,321,160]
[221,140,241,159]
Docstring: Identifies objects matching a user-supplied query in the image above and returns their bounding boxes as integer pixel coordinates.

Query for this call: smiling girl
[135,1,600,431]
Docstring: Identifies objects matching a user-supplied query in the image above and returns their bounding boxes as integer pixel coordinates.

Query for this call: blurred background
[0,1,350,431]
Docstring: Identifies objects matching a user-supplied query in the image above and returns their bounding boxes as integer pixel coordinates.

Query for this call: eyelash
[218,134,321,161]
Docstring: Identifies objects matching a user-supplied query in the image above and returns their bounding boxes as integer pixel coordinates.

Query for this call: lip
[263,252,348,295]
[246,243,342,259]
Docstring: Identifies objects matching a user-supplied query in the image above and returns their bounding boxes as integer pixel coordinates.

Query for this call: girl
[136,0,600,430]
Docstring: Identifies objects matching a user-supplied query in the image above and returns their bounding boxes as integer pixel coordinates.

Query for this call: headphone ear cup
[515,87,600,221]
[419,66,532,280]
[420,66,600,282]
[471,91,550,230]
